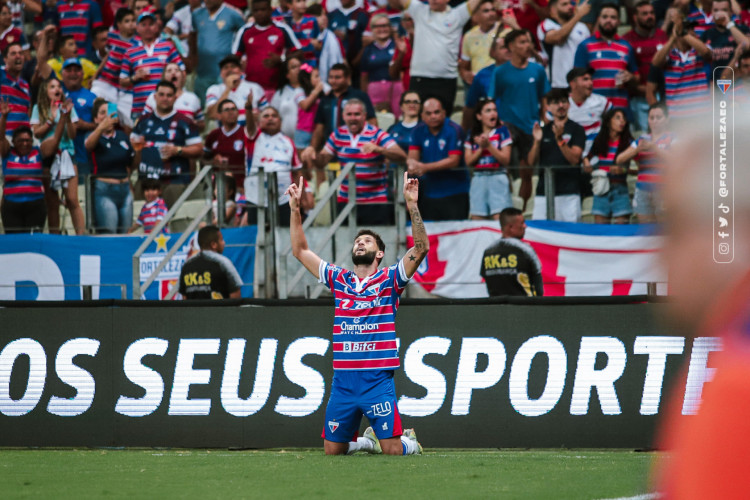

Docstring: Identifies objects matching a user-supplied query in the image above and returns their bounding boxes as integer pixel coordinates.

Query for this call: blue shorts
[592,183,631,218]
[469,171,513,217]
[633,186,663,217]
[322,370,403,443]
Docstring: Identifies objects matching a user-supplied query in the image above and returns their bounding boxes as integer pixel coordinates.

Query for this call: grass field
[0,448,657,499]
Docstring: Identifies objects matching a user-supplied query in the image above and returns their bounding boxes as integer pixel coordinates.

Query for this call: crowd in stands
[0,0,746,234]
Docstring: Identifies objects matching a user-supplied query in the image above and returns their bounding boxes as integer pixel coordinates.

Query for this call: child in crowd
[295,64,324,148]
[212,174,238,226]
[130,178,169,234]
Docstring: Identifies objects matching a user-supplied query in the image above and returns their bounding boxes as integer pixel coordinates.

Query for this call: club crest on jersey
[234,140,243,151]
[438,139,446,150]
[717,79,732,94]
[328,421,339,433]
[268,35,279,44]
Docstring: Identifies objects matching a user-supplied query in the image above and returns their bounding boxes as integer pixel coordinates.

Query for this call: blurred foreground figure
[653,112,750,499]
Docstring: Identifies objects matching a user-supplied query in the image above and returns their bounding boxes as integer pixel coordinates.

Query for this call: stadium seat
[169,199,211,233]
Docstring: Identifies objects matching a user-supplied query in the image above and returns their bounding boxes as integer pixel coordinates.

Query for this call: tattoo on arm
[410,205,427,254]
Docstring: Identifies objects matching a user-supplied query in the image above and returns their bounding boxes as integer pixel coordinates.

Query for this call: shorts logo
[371,401,392,417]
[382,422,388,431]
[328,421,339,433]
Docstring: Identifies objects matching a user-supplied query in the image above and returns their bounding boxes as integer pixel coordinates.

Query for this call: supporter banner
[0,302,712,448]
[0,227,256,300]
[408,221,665,298]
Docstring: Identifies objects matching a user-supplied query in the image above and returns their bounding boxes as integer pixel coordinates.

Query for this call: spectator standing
[480,207,543,296]
[537,0,591,89]
[651,18,711,117]
[459,0,499,86]
[701,0,750,79]
[205,55,268,127]
[232,0,302,102]
[566,67,611,157]
[4,0,41,31]
[504,0,549,42]
[407,97,470,221]
[0,116,46,234]
[294,63,324,148]
[462,28,510,130]
[684,0,713,39]
[91,8,137,125]
[164,0,201,57]
[360,14,402,116]
[84,98,135,233]
[615,101,674,223]
[0,3,29,62]
[188,0,245,106]
[31,82,85,234]
[204,98,248,192]
[271,55,306,139]
[119,9,185,121]
[44,35,98,89]
[527,87,585,222]
[622,0,668,131]
[179,225,243,299]
[328,0,369,86]
[389,12,414,91]
[0,41,31,137]
[403,0,481,116]
[128,177,168,233]
[465,98,513,220]
[573,4,638,114]
[583,107,633,224]
[306,3,345,85]
[130,81,203,206]
[60,57,97,179]
[286,0,321,67]
[51,0,103,56]
[311,98,406,225]
[87,26,109,65]
[488,29,550,207]
[143,62,204,131]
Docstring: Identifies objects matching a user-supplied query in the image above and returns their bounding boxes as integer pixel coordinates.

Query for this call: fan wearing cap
[565,67,610,157]
[41,35,98,89]
[119,8,185,121]
[205,55,268,127]
[59,57,98,179]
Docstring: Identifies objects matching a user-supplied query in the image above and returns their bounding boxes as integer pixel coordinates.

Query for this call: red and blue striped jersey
[1,147,44,203]
[319,259,410,371]
[663,48,710,117]
[97,31,137,88]
[137,198,169,234]
[53,0,103,56]
[686,6,712,38]
[633,131,675,190]
[573,32,638,110]
[120,40,184,118]
[464,126,512,170]
[323,123,396,204]
[567,93,612,157]
[0,67,30,135]
[591,138,626,183]
[286,15,321,65]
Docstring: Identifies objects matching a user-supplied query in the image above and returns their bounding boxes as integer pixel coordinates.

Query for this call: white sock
[346,437,374,455]
[401,435,418,455]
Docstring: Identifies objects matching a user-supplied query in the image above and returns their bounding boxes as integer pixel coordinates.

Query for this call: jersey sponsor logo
[340,297,383,310]
[328,420,339,433]
[339,321,378,333]
[342,341,377,352]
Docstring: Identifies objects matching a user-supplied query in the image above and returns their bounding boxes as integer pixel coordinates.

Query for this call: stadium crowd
[0,0,745,234]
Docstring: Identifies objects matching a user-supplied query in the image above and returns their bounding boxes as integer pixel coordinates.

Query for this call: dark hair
[141,178,162,191]
[329,63,350,78]
[0,2,10,13]
[92,26,109,39]
[633,0,652,11]
[306,3,323,15]
[470,98,497,141]
[92,97,108,118]
[588,108,634,161]
[545,87,569,104]
[298,66,315,95]
[598,2,619,17]
[2,41,23,58]
[356,229,385,255]
[252,0,271,6]
[11,125,33,141]
[499,207,523,229]
[198,225,222,250]
[217,98,237,113]
[740,49,750,62]
[399,90,421,106]
[115,7,135,26]
[224,175,237,199]
[156,80,177,93]
[474,0,494,13]
[504,29,528,47]
[647,101,669,133]
[277,54,304,90]
[55,34,76,55]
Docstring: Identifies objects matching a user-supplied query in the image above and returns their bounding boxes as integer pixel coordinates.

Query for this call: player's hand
[575,0,591,17]
[407,158,425,177]
[245,89,254,110]
[476,134,490,148]
[0,98,9,116]
[532,121,543,142]
[638,139,654,152]
[360,142,382,154]
[403,171,419,206]
[285,176,304,211]
[61,98,74,115]
[160,143,179,158]
[227,73,241,90]
[98,112,118,130]
[394,33,407,53]
[582,157,592,173]
[714,10,729,27]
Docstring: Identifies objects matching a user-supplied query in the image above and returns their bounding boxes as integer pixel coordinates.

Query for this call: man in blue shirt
[489,29,550,206]
[462,27,510,129]
[61,58,96,179]
[189,0,246,106]
[407,97,469,221]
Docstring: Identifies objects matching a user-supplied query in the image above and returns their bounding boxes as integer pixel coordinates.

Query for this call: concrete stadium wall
[0,298,710,449]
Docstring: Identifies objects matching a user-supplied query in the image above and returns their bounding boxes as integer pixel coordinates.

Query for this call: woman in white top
[271,55,305,139]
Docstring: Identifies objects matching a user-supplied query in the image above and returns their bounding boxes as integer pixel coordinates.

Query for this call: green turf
[0,449,656,499]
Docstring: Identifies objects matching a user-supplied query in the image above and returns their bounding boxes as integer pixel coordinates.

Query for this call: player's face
[259,108,281,135]
[343,103,366,135]
[647,107,668,134]
[351,235,383,266]
[505,215,527,239]
[634,4,656,30]
[155,86,177,113]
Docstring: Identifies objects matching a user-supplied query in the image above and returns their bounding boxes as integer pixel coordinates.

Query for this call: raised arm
[286,176,323,278]
[0,99,10,157]
[402,172,429,278]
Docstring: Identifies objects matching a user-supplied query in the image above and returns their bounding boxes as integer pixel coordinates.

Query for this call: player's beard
[352,249,377,266]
